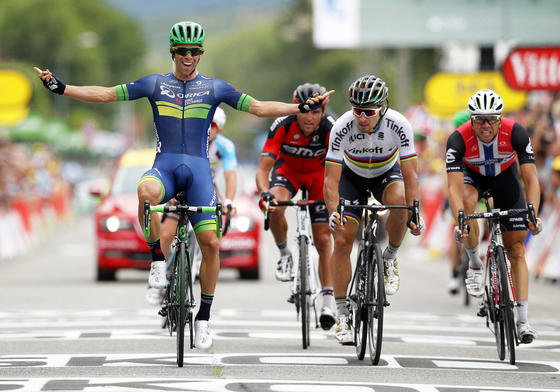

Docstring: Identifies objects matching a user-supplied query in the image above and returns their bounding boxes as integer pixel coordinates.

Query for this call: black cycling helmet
[348,75,389,108]
[292,83,329,107]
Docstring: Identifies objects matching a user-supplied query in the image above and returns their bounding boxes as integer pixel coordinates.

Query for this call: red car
[92,149,261,281]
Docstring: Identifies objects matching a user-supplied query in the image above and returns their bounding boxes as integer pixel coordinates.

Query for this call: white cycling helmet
[467,89,504,115]
[212,107,226,129]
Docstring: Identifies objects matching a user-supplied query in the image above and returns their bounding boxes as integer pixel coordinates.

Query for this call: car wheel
[239,268,259,280]
[97,268,117,281]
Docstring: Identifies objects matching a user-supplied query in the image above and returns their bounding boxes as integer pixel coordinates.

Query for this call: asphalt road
[0,212,559,392]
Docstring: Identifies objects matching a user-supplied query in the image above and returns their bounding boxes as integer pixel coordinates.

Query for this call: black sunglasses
[172,46,204,56]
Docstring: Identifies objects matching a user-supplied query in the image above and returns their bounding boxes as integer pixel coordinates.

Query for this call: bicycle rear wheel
[298,235,310,349]
[176,241,187,367]
[354,246,368,360]
[496,246,516,365]
[368,243,385,365]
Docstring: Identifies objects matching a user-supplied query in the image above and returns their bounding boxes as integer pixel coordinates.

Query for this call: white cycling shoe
[448,276,461,295]
[384,258,400,296]
[465,268,484,297]
[145,287,164,306]
[194,320,213,349]
[517,322,537,344]
[148,261,167,289]
[274,254,293,282]
[335,314,354,345]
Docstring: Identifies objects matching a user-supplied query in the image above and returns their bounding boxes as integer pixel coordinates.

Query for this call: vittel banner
[503,47,560,90]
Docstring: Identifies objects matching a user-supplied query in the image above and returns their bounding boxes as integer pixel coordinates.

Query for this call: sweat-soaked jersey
[445,118,535,176]
[325,109,417,178]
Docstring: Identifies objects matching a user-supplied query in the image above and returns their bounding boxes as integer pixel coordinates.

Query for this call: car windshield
[111,165,151,195]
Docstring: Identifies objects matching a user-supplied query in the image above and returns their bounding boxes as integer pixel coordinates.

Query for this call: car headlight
[101,216,134,232]
[229,216,253,232]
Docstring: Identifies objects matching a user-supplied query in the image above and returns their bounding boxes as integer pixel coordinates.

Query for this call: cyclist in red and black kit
[446,89,542,344]
[256,83,337,330]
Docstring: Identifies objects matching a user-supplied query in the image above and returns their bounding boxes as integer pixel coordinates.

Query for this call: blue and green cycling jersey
[121,72,250,232]
[115,72,253,157]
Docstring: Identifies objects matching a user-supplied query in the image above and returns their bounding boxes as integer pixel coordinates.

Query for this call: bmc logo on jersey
[282,145,327,158]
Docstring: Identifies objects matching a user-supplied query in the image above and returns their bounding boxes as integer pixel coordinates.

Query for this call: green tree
[0,0,147,129]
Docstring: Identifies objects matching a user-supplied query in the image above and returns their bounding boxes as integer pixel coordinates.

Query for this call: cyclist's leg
[138,159,175,289]
[268,166,298,280]
[493,167,535,342]
[333,166,363,312]
[307,171,335,317]
[160,210,179,260]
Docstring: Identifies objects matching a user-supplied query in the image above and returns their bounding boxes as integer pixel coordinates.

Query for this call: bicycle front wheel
[353,246,368,360]
[298,235,310,349]
[496,246,516,365]
[368,243,385,365]
[176,241,187,367]
[486,259,505,361]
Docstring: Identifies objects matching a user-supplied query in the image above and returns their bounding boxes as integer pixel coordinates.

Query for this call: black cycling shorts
[463,163,527,231]
[339,163,403,223]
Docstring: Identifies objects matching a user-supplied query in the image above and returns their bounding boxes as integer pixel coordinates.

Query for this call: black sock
[147,239,165,262]
[452,267,460,278]
[196,292,214,321]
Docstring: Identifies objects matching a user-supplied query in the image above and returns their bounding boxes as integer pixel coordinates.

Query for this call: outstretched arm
[34,67,116,103]
[248,90,335,117]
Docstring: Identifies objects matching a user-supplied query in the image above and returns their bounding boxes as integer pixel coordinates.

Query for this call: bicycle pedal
[158,308,168,317]
[287,294,295,304]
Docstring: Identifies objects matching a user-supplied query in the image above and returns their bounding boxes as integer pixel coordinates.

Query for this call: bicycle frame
[289,196,320,327]
[340,197,419,365]
[459,198,536,365]
[143,194,221,367]
[263,189,322,349]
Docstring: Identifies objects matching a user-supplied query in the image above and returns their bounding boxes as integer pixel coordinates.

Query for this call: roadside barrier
[0,189,71,261]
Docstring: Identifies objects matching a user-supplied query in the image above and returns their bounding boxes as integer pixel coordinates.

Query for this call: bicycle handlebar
[143,202,223,238]
[458,204,537,232]
[263,197,323,231]
[336,198,420,227]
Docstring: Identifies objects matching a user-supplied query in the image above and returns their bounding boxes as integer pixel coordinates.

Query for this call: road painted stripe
[0,377,557,392]
[1,353,559,373]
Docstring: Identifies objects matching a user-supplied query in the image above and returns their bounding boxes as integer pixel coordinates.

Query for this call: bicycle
[458,191,537,365]
[143,192,222,367]
[263,187,322,349]
[338,197,419,365]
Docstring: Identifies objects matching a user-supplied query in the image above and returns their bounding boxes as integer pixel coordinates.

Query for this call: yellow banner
[424,72,527,119]
[0,70,32,125]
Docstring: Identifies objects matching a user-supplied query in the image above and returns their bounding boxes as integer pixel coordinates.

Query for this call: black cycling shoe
[319,307,336,330]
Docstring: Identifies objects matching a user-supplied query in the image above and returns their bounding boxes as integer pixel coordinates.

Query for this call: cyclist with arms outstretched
[35,21,332,349]
[446,89,542,344]
[256,83,337,330]
[324,75,423,344]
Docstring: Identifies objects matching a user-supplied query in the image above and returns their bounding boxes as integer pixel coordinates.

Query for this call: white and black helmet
[467,89,504,115]
[348,75,389,108]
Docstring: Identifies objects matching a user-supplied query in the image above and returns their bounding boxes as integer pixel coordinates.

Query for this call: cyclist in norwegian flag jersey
[446,89,543,344]
[256,83,338,331]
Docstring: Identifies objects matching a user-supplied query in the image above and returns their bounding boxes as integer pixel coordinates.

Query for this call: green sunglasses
[172,46,204,56]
